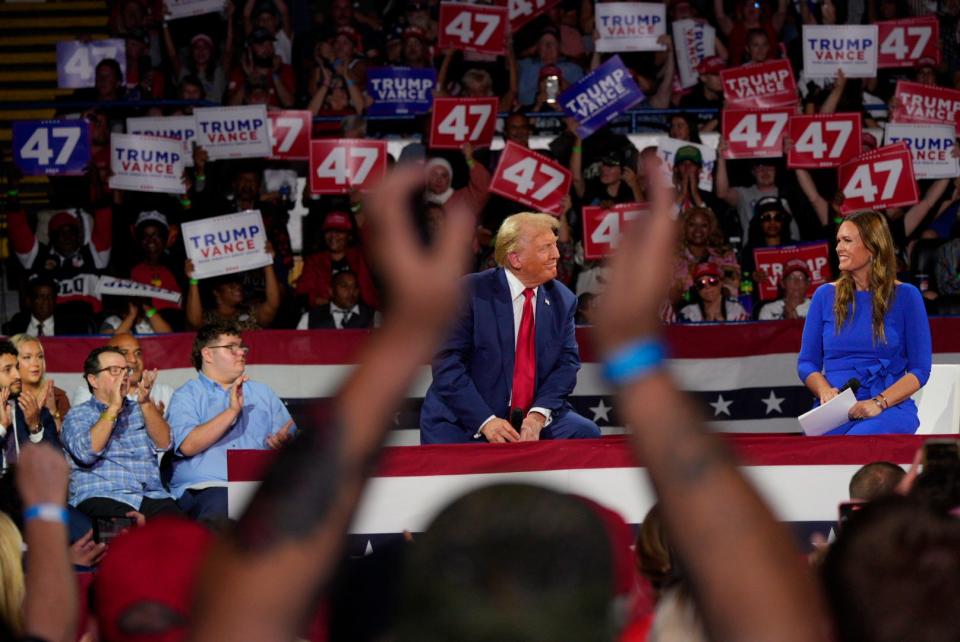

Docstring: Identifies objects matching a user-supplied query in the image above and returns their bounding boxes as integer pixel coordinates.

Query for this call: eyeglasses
[96,366,134,376]
[760,213,785,223]
[207,343,250,355]
[696,276,720,289]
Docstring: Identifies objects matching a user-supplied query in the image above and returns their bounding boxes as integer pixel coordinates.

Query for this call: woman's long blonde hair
[0,513,25,635]
[833,211,897,343]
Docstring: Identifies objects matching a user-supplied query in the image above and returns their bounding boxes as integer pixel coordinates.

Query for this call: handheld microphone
[838,378,860,394]
[510,408,524,431]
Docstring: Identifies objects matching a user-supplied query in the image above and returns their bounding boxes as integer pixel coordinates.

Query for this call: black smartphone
[837,500,865,530]
[93,516,137,544]
[923,439,960,470]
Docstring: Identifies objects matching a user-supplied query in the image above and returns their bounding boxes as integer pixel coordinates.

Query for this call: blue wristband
[24,503,69,525]
[602,339,665,385]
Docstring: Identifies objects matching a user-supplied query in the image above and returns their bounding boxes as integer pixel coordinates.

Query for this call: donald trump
[420,213,600,444]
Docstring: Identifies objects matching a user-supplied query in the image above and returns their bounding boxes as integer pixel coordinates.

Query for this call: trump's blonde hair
[494,212,559,267]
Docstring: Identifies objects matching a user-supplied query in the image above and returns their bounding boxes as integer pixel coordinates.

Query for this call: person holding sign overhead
[420,212,600,444]
[797,211,932,435]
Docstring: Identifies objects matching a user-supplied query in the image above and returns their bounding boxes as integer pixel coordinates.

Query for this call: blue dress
[797,283,932,435]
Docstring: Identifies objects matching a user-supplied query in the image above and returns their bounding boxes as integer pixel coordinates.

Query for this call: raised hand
[0,387,12,427]
[16,443,69,507]
[70,530,107,567]
[138,369,158,404]
[18,390,41,431]
[265,419,294,449]
[42,379,57,414]
[107,375,125,411]
[229,376,248,414]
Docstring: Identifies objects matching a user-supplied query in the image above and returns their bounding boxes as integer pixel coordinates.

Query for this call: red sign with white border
[267,110,311,160]
[309,139,387,194]
[438,3,508,55]
[787,113,862,169]
[877,16,940,69]
[838,142,919,214]
[721,108,791,159]
[753,242,831,301]
[582,202,649,259]
[428,97,498,150]
[892,81,960,132]
[489,141,572,215]
[720,59,798,110]
[501,0,560,32]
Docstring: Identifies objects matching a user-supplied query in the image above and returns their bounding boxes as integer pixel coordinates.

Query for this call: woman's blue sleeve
[900,284,932,386]
[797,285,828,383]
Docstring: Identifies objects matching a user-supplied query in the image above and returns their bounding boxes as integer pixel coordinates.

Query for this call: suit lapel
[493,269,515,381]
[535,282,552,370]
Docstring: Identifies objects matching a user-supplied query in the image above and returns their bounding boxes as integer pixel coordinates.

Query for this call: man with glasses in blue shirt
[62,346,179,520]
[167,322,295,522]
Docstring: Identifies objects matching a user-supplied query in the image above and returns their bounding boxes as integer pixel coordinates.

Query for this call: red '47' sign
[787,113,862,168]
[877,16,940,69]
[309,139,387,194]
[838,143,918,214]
[429,97,498,150]
[720,59,798,110]
[582,203,648,259]
[501,0,560,32]
[490,141,571,215]
[721,109,791,159]
[439,3,507,55]
[267,110,310,160]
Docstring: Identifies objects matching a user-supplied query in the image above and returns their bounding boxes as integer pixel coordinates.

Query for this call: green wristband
[189,278,199,286]
[145,308,158,318]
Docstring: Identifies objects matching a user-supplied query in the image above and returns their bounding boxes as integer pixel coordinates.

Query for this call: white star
[589,399,612,423]
[364,540,373,556]
[761,390,785,415]
[710,394,733,417]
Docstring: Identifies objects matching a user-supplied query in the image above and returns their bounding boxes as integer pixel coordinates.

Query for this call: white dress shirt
[26,315,55,337]
[475,270,553,437]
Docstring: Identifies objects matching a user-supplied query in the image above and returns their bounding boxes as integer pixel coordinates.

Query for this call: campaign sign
[366,67,436,116]
[166,0,225,20]
[438,3,507,55]
[194,105,271,160]
[109,134,185,194]
[429,97,497,149]
[595,3,666,52]
[267,110,311,160]
[802,25,878,78]
[505,0,560,32]
[489,141,571,215]
[892,81,960,131]
[656,137,716,192]
[787,113,862,169]
[56,39,126,89]
[97,277,182,304]
[126,115,197,167]
[721,59,798,110]
[722,109,791,159]
[838,143,919,214]
[673,18,716,89]
[582,202,649,260]
[753,242,831,301]
[182,210,272,279]
[560,56,645,138]
[877,16,940,69]
[884,123,959,180]
[12,120,91,176]
[309,139,388,194]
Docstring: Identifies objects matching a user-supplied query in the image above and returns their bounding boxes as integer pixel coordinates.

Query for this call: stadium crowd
[2,0,960,641]
[6,0,960,335]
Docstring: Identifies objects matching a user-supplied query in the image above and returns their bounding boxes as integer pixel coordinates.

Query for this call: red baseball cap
[782,258,811,280]
[93,518,213,642]
[322,211,353,232]
[914,56,937,70]
[539,64,563,81]
[48,211,80,233]
[692,262,721,280]
[862,132,879,151]
[336,25,364,51]
[696,56,727,75]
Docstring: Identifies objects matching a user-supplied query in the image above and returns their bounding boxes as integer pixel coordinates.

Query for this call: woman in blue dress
[797,210,932,435]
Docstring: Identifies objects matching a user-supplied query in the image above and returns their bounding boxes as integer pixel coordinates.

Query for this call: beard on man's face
[6,380,22,398]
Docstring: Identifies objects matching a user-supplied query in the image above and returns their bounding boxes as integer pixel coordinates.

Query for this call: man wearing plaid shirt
[62,346,181,519]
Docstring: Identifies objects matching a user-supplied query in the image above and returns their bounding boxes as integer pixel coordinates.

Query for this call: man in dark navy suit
[420,212,600,444]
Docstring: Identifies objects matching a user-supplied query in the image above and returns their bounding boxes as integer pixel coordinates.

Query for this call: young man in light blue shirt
[167,322,294,521]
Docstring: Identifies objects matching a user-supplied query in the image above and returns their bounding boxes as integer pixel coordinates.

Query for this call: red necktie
[511,288,536,414]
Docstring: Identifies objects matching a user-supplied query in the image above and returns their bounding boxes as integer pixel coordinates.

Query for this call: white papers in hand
[798,388,857,436]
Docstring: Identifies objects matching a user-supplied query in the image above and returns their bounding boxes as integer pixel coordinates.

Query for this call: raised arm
[184,260,203,330]
[648,34,675,110]
[772,0,788,33]
[187,166,474,642]
[570,127,585,198]
[714,137,741,207]
[501,37,518,112]
[253,260,281,328]
[903,178,950,238]
[819,69,847,114]
[160,8,183,79]
[595,169,831,642]
[713,0,734,35]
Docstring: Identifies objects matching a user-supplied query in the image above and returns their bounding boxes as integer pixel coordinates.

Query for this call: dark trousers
[176,487,228,524]
[76,495,183,520]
